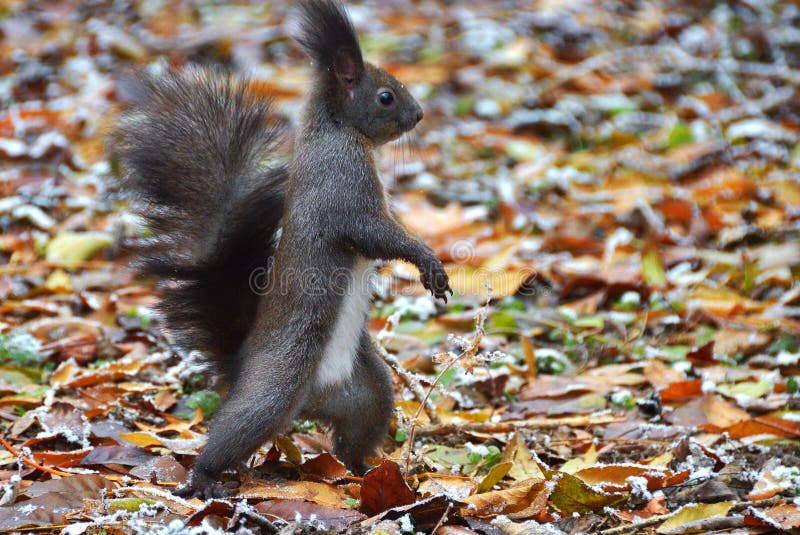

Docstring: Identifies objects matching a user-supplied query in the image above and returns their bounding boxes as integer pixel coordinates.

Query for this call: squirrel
[113,0,452,497]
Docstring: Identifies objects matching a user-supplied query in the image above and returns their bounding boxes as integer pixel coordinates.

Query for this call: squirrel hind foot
[174,470,233,500]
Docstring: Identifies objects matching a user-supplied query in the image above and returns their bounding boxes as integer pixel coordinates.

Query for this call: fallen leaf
[359,460,415,516]
[501,433,546,482]
[549,472,627,514]
[656,501,733,534]
[461,478,547,518]
[476,461,512,493]
[701,393,750,427]
[239,480,352,509]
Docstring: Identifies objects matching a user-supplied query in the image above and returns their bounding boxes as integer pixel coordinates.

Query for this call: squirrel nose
[414,107,424,124]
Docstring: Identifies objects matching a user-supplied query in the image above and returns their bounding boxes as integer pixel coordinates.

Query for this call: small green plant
[184,390,220,416]
[0,331,46,366]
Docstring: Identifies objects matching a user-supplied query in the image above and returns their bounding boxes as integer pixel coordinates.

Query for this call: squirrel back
[113,67,287,381]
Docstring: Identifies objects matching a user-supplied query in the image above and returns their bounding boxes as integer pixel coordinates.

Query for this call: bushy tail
[113,66,287,381]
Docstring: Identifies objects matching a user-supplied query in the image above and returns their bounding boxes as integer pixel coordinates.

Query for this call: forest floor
[1,0,799,533]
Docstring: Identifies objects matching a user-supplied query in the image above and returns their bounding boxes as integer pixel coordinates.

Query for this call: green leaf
[454,96,475,116]
[788,376,798,394]
[394,428,408,442]
[487,311,517,332]
[424,445,473,471]
[573,315,604,329]
[107,498,156,513]
[550,472,627,514]
[184,390,221,416]
[667,121,693,148]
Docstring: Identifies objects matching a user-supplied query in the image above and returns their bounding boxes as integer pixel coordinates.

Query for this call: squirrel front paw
[420,259,453,303]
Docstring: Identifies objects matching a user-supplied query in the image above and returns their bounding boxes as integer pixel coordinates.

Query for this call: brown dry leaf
[643,360,684,389]
[24,474,116,499]
[50,358,149,388]
[417,475,476,500]
[685,286,765,316]
[238,480,352,509]
[0,493,75,531]
[501,433,546,482]
[713,329,771,357]
[359,460,415,517]
[134,408,202,438]
[745,459,794,500]
[150,390,177,411]
[460,478,547,518]
[255,499,366,530]
[583,364,648,387]
[663,396,707,427]
[616,493,669,521]
[748,504,800,529]
[724,415,800,439]
[520,376,614,399]
[128,455,188,484]
[300,453,347,483]
[574,464,669,491]
[701,393,751,428]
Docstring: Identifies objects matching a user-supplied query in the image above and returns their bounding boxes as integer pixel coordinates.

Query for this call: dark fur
[114,67,287,380]
[292,0,362,74]
[114,0,451,499]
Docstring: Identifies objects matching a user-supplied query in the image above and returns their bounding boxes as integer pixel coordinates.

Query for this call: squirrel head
[292,0,423,146]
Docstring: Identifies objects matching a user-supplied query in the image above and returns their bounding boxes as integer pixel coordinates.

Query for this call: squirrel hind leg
[308,328,394,474]
[186,357,313,494]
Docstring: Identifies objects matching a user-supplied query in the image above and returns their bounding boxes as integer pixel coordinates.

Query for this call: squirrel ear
[333,48,362,89]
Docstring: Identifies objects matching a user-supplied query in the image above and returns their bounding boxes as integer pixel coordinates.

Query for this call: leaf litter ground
[0,0,799,533]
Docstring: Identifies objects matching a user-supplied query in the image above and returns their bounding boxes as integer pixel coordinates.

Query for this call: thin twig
[238,508,279,534]
[403,348,470,476]
[0,434,74,478]
[430,502,452,535]
[415,413,626,436]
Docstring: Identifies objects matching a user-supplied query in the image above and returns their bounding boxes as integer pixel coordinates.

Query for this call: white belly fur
[316,258,373,387]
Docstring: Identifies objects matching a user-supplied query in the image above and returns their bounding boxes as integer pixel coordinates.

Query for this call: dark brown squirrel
[113,0,452,498]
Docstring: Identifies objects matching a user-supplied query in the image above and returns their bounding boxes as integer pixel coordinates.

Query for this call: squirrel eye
[377,90,394,106]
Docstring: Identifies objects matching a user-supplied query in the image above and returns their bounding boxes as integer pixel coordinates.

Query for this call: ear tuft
[291,0,364,84]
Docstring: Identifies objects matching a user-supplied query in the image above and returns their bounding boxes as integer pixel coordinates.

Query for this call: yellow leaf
[501,433,546,481]
[477,461,512,493]
[559,444,598,475]
[239,480,351,508]
[119,432,164,447]
[446,264,533,298]
[275,434,303,464]
[44,269,72,293]
[657,501,734,534]
[46,231,112,265]
[717,380,772,399]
